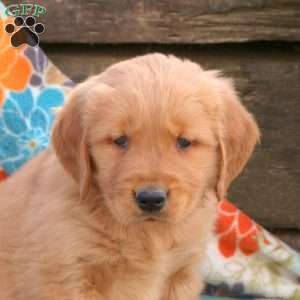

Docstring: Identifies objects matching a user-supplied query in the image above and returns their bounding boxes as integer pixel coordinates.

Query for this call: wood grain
[43,43,300,230]
[3,0,300,44]
[272,229,300,251]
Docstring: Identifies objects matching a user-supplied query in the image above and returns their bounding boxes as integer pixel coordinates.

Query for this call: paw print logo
[5,16,45,48]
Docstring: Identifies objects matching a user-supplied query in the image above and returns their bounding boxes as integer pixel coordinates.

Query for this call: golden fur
[0,54,259,300]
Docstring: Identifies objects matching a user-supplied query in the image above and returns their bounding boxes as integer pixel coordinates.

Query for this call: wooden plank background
[27,0,300,44]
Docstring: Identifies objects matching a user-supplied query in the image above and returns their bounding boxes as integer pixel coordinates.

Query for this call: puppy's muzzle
[135,187,167,213]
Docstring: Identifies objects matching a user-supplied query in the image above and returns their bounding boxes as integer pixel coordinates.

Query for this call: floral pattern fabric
[0,87,64,173]
[0,2,300,299]
[202,201,300,299]
[0,4,72,177]
[0,16,32,105]
[215,200,264,258]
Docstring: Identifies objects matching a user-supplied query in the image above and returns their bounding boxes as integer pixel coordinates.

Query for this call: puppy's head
[52,54,259,225]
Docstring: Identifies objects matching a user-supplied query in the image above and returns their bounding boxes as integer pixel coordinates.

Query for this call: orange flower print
[216,200,261,258]
[0,17,32,105]
[0,169,8,181]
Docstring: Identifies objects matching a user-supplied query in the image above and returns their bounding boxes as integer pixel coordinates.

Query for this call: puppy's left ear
[52,82,93,200]
[216,77,260,201]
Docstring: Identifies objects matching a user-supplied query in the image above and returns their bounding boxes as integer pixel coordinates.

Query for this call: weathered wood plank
[3,0,300,44]
[271,230,300,251]
[43,43,300,230]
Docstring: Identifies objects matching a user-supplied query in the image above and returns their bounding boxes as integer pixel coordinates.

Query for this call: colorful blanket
[0,2,300,299]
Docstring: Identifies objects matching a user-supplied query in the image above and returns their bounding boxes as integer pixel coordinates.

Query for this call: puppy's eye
[114,135,128,149]
[176,137,191,150]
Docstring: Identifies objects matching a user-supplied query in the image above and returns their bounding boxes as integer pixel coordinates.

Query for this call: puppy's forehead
[86,55,220,138]
[99,54,204,94]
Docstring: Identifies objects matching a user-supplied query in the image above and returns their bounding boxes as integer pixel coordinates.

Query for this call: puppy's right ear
[52,83,92,199]
[215,76,260,201]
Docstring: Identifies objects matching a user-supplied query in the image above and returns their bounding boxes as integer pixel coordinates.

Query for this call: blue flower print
[0,87,64,174]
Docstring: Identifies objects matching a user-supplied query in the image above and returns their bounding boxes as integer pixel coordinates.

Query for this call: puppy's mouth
[139,212,167,223]
[143,215,160,222]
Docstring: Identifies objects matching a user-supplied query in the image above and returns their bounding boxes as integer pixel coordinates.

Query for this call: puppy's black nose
[135,187,167,212]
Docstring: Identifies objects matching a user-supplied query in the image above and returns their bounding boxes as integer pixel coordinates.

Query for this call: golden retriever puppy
[0,53,259,300]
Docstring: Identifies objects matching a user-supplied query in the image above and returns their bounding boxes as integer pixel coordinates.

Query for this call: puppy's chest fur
[82,225,201,300]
